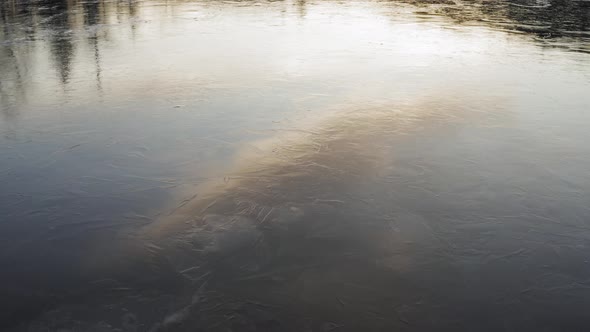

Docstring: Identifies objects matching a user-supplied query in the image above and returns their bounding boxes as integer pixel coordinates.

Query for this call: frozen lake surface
[1,0,590,330]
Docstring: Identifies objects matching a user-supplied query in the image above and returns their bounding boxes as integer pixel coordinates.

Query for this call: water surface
[1,0,590,331]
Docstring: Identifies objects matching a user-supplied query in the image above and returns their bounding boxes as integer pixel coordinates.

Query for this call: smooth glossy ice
[1,0,590,331]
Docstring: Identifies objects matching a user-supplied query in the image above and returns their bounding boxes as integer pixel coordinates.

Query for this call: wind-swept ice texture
[20,97,590,331]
